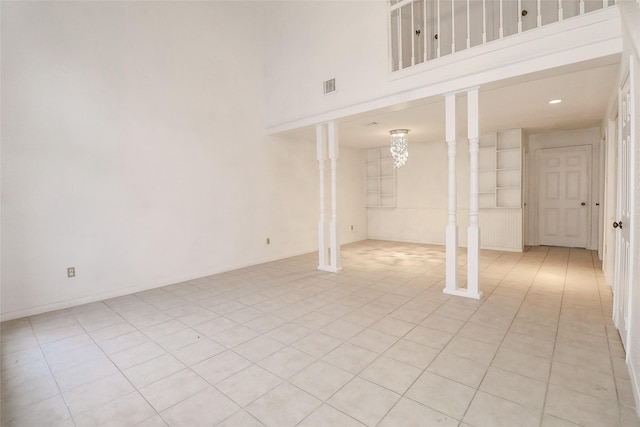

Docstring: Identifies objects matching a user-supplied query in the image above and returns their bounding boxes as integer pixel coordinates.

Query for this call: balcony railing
[389,0,617,71]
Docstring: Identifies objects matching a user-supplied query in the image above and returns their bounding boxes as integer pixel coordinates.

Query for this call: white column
[443,93,458,295]
[466,87,483,300]
[328,121,342,272]
[316,124,328,271]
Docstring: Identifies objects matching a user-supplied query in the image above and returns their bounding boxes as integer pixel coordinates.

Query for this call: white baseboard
[0,246,319,323]
[366,235,523,252]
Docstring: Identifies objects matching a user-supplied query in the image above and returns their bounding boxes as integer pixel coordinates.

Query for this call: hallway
[1,241,638,426]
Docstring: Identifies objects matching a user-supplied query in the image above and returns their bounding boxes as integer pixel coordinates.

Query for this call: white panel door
[614,68,634,350]
[538,146,590,247]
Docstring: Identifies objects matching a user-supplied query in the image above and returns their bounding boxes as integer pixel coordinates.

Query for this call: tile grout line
[70,300,164,427]
[455,246,549,426]
[3,242,634,427]
[538,247,571,427]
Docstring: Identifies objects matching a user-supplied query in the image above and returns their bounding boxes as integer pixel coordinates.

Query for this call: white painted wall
[367,128,606,252]
[339,146,370,243]
[525,128,601,249]
[366,135,522,251]
[367,139,457,245]
[265,1,388,129]
[0,2,367,320]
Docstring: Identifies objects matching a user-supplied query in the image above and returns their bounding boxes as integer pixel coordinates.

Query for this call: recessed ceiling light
[549,99,562,104]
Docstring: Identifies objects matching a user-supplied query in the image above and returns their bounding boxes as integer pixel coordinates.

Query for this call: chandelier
[389,129,409,168]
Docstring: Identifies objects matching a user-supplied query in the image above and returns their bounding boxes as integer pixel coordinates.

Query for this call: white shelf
[479,132,497,148]
[497,150,520,170]
[477,129,522,209]
[365,147,397,208]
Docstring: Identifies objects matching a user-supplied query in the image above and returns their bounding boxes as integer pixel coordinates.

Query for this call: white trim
[629,53,638,416]
[602,119,618,285]
[443,288,483,300]
[0,246,321,322]
[364,235,524,253]
[534,145,593,248]
[526,132,602,248]
[317,266,342,273]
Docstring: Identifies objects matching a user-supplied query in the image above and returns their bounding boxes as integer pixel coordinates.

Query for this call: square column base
[443,288,483,300]
[318,266,342,273]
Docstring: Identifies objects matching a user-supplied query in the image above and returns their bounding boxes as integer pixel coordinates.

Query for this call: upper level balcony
[390,0,618,72]
[264,0,622,132]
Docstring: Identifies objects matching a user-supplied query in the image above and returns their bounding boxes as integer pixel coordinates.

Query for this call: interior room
[1,1,639,426]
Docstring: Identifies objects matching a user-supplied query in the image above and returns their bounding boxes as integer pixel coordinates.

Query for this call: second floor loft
[264,1,625,132]
[390,0,618,71]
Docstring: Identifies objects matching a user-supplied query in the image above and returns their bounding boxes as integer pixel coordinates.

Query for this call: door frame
[603,118,618,286]
[525,131,601,249]
[535,145,592,248]
[613,58,635,349]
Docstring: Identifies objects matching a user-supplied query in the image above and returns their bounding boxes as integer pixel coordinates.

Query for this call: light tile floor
[1,240,639,427]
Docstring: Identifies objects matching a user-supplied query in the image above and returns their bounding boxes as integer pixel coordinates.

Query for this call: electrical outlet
[266,238,270,245]
[67,267,76,278]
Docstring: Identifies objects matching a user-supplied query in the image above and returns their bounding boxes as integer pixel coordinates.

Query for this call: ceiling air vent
[323,78,336,94]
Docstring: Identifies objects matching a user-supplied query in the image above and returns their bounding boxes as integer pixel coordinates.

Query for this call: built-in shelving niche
[365,147,396,208]
[478,129,523,209]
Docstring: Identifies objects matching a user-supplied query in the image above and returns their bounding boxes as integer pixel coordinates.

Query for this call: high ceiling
[284,55,620,149]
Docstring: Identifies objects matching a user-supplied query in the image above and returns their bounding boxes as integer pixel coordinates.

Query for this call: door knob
[581,202,586,206]
[613,221,623,229]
